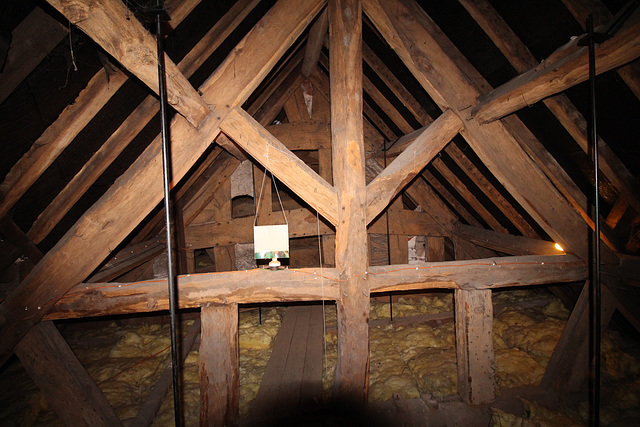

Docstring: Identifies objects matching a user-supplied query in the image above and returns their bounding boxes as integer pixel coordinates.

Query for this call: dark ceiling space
[0,0,639,257]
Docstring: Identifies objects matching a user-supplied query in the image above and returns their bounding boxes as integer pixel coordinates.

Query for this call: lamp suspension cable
[155,2,182,425]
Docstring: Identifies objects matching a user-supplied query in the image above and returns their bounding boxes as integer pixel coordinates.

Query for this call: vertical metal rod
[156,9,182,427]
[587,14,601,427]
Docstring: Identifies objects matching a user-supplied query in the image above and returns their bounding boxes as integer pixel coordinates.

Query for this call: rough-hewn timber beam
[302,8,329,77]
[46,268,341,320]
[27,0,258,244]
[459,0,640,220]
[329,0,370,406]
[200,303,239,426]
[16,321,123,426]
[364,0,589,259]
[220,107,339,225]
[452,222,563,256]
[368,254,586,292]
[472,9,640,123]
[0,7,67,105]
[455,288,495,404]
[365,109,462,222]
[47,0,210,127]
[42,254,586,320]
[0,0,325,368]
[0,0,197,224]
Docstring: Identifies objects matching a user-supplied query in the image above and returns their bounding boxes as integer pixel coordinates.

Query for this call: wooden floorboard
[246,304,325,423]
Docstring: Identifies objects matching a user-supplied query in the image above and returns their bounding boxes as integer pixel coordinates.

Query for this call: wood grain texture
[329,0,370,406]
[472,9,640,123]
[455,289,495,404]
[363,0,589,258]
[0,0,324,368]
[200,303,239,426]
[47,0,210,127]
[28,0,257,243]
[220,107,338,225]
[366,110,462,222]
[16,321,122,426]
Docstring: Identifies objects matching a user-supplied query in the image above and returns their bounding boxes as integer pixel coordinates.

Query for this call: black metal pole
[587,14,601,427]
[156,7,182,427]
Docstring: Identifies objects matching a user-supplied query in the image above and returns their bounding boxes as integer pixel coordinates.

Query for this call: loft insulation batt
[1,289,639,426]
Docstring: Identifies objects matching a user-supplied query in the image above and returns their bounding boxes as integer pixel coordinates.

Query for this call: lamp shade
[253,224,289,259]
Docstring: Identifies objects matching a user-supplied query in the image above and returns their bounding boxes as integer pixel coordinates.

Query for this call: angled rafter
[0,7,67,104]
[472,9,640,123]
[220,107,338,225]
[366,110,462,222]
[302,8,329,77]
[28,0,259,244]
[47,0,210,127]
[0,0,326,367]
[362,36,537,238]
[453,222,562,256]
[0,0,199,223]
[364,0,589,258]
[459,0,640,229]
[561,0,640,100]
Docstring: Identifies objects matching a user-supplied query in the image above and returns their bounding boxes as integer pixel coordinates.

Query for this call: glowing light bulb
[554,243,564,252]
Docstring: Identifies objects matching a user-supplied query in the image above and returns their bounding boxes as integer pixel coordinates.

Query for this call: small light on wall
[554,242,564,252]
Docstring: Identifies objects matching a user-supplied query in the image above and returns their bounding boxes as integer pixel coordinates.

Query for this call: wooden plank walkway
[244,304,324,424]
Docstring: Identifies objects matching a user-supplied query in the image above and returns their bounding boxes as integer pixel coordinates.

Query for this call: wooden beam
[15,321,123,426]
[561,0,640,101]
[42,254,586,320]
[453,222,562,256]
[1,216,120,424]
[365,110,462,222]
[182,155,239,225]
[455,289,495,404]
[133,318,201,426]
[0,0,198,226]
[0,7,67,104]
[364,0,589,258]
[47,0,210,127]
[186,206,436,250]
[541,281,616,391]
[302,9,329,77]
[220,107,338,225]
[446,143,538,238]
[363,33,535,238]
[368,254,586,293]
[0,216,42,266]
[0,0,325,367]
[47,268,341,320]
[28,0,258,243]
[329,0,369,406]
[200,303,239,426]
[422,170,482,228]
[266,121,332,150]
[86,238,165,283]
[459,0,640,227]
[472,9,640,123]
[432,157,509,233]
